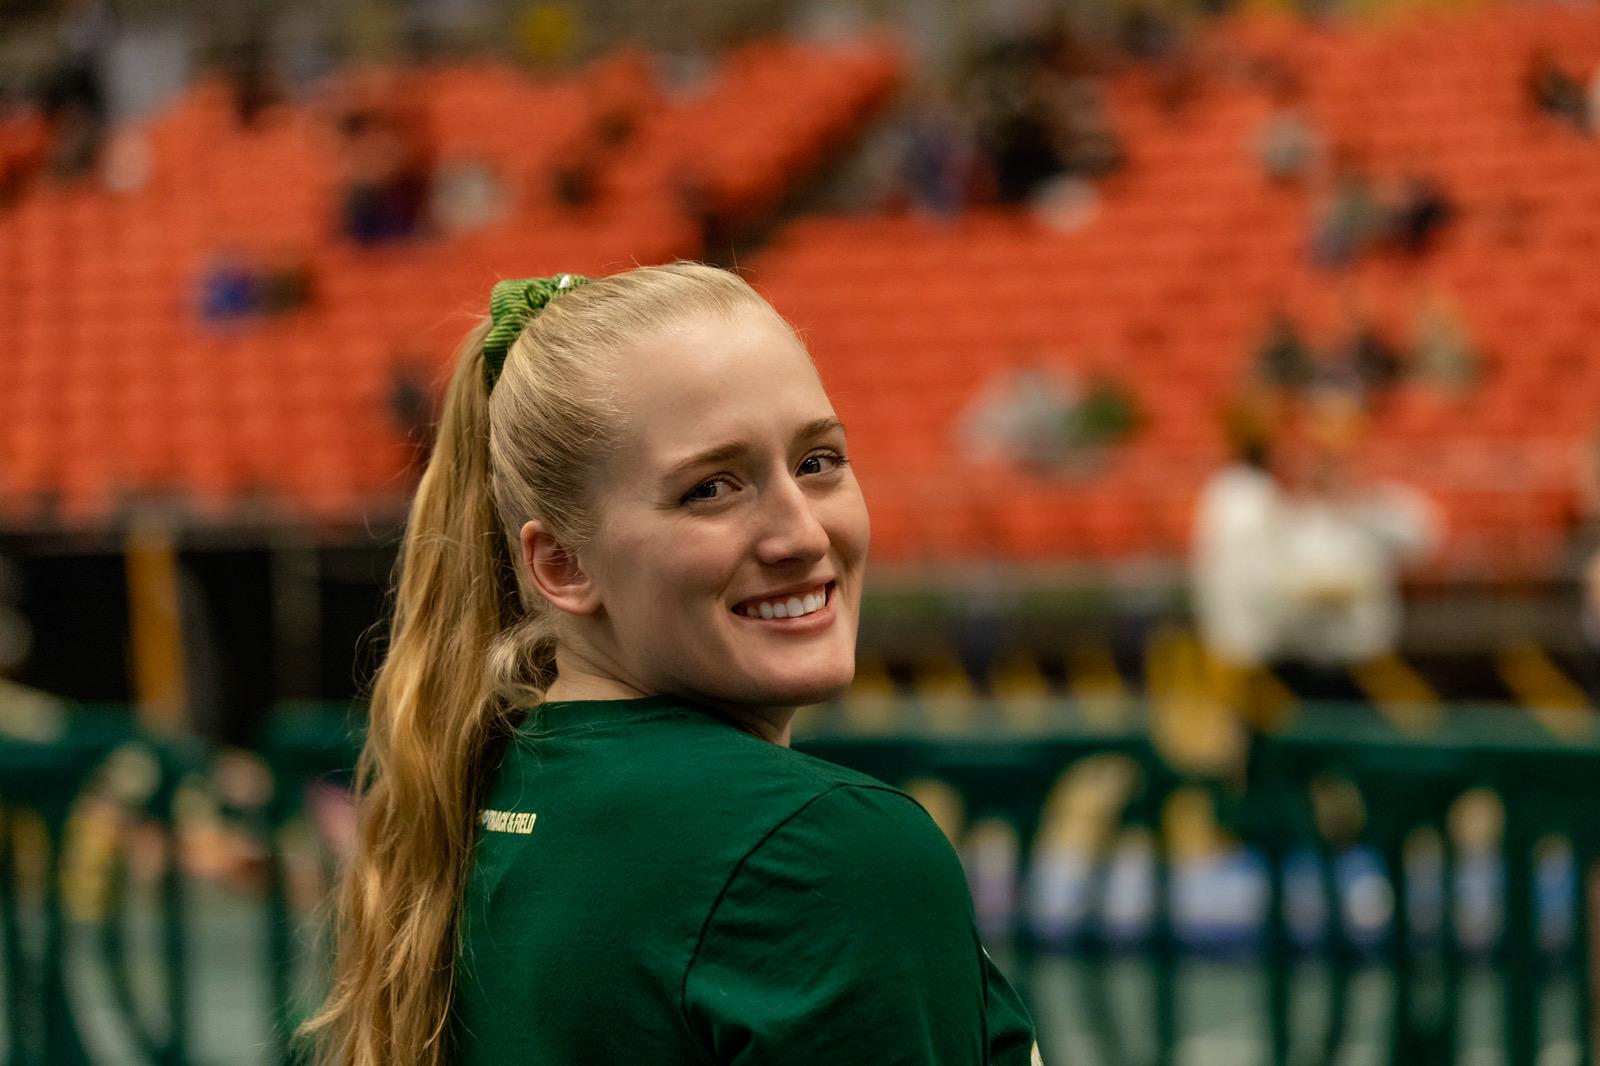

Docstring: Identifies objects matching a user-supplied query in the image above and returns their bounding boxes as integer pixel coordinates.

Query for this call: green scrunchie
[483,274,590,391]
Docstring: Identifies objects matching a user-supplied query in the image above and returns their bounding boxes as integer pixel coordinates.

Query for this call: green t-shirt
[452,694,1041,1064]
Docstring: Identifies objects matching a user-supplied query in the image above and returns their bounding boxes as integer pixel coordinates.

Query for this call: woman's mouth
[732,581,834,621]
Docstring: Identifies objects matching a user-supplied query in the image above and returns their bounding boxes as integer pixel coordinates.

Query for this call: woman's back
[453,695,1038,1064]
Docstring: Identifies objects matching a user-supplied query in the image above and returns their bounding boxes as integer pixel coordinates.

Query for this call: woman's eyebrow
[664,417,846,478]
[667,440,748,477]
[800,416,846,441]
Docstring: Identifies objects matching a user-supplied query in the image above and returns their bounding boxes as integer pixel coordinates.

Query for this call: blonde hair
[301,263,772,1066]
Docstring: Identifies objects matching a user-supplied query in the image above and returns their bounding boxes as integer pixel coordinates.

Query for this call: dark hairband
[483,274,590,391]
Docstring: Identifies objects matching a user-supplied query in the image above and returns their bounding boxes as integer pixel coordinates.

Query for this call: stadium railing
[3,696,1598,1066]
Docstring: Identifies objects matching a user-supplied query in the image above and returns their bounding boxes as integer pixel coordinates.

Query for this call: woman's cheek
[657,535,740,596]
[825,484,871,563]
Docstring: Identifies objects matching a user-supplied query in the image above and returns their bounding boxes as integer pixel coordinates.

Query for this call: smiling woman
[300,263,1041,1066]
[518,308,869,732]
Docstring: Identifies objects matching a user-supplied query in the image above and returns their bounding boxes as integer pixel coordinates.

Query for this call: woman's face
[577,306,869,708]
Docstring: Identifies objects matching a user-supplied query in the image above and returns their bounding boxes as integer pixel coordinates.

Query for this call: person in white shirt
[1190,401,1295,740]
[1272,394,1438,694]
[1193,392,1439,710]
[1192,431,1286,672]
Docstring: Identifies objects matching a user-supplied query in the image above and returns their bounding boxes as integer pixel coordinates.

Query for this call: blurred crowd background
[7,0,1600,1063]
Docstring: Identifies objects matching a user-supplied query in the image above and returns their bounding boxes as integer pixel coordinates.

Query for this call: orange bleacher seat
[743,3,1600,570]
[2,39,904,527]
[6,11,1597,563]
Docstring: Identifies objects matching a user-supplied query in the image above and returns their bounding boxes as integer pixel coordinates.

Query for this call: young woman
[303,263,1041,1064]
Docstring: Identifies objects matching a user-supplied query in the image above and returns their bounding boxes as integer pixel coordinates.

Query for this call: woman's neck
[542,671,651,704]
[702,702,795,747]
[544,650,795,747]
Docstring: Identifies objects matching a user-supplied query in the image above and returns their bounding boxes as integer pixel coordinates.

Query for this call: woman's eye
[682,454,844,504]
[798,451,846,476]
[683,477,733,504]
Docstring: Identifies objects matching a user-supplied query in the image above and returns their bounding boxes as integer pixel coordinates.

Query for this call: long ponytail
[300,262,774,1065]
[300,321,529,1066]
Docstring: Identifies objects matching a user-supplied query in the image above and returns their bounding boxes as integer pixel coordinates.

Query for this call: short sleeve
[682,784,1032,1064]
[984,946,1043,1065]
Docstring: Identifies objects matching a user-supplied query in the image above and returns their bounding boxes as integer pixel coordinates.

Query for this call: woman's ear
[521,520,601,616]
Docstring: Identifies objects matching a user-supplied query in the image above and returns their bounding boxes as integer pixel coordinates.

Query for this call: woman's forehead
[612,311,832,462]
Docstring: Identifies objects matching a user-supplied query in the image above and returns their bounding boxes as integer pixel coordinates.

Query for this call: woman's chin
[739,662,856,708]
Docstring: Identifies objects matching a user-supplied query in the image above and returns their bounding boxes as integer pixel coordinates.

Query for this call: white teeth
[737,585,830,619]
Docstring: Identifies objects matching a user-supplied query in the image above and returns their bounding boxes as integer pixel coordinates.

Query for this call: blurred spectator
[430,159,507,235]
[967,24,1083,205]
[1256,304,1404,408]
[1073,375,1143,449]
[1253,310,1314,392]
[36,0,117,180]
[550,157,600,210]
[961,361,1081,474]
[1408,295,1478,396]
[258,249,315,313]
[388,360,438,471]
[1273,396,1438,695]
[550,104,637,214]
[1312,163,1454,265]
[1310,161,1383,269]
[981,69,1122,205]
[1385,173,1455,256]
[335,76,433,246]
[200,254,259,321]
[389,362,433,436]
[1302,341,1378,410]
[198,249,314,324]
[1336,316,1404,399]
[38,64,106,178]
[961,361,1141,477]
[1254,101,1323,186]
[1306,293,1402,407]
[979,85,1066,205]
[1192,398,1287,674]
[1526,48,1588,132]
[861,21,1124,216]
[678,171,732,266]
[222,11,281,128]
[899,83,979,218]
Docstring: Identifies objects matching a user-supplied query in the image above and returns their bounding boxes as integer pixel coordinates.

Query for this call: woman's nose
[755,478,829,565]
